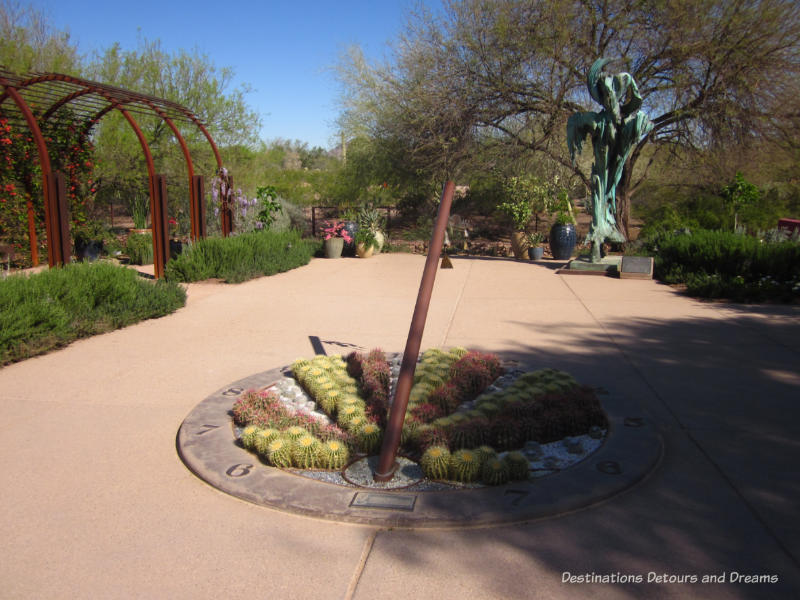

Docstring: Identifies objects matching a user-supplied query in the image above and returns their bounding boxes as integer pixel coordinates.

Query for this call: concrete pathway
[1,254,798,599]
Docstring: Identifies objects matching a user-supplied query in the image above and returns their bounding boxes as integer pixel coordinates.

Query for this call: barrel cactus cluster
[231,388,353,470]
[292,354,387,454]
[230,347,607,486]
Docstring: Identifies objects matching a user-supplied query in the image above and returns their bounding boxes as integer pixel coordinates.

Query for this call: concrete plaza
[1,254,798,599]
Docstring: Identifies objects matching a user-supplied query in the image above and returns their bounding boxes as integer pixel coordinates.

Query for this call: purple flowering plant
[322,220,353,243]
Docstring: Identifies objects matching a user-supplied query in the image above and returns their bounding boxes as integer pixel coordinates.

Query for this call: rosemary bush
[164,230,316,284]
[0,262,186,365]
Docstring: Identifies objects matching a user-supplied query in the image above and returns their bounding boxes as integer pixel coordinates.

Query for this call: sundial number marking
[195,424,221,436]
[226,464,253,478]
[596,461,622,475]
[221,387,244,397]
[504,489,530,506]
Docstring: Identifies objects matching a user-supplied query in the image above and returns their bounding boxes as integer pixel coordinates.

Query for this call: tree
[338,0,800,238]
[86,37,262,224]
[0,0,81,73]
[722,172,760,230]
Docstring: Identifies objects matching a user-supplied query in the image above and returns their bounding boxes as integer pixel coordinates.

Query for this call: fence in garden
[309,206,399,237]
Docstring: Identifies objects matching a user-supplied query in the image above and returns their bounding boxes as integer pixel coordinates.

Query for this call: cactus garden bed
[231,347,609,489]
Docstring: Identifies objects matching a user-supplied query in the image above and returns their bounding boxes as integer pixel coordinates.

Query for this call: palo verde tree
[338,0,800,239]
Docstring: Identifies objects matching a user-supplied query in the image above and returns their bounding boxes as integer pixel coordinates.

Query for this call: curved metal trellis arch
[0,68,229,277]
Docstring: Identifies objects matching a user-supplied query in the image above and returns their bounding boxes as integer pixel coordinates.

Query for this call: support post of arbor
[47,171,71,266]
[152,174,170,278]
[220,173,233,237]
[192,175,206,241]
[374,180,455,482]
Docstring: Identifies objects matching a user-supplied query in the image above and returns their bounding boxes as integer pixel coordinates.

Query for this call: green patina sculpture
[567,58,653,262]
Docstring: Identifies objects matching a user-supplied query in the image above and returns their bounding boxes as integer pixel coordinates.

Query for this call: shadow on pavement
[355,309,800,600]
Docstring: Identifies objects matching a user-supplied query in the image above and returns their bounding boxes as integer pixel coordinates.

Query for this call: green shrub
[0,262,186,366]
[646,229,800,301]
[164,229,315,283]
[125,232,153,265]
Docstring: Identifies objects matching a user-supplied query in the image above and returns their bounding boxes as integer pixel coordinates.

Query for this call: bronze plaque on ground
[350,492,417,511]
[620,256,653,279]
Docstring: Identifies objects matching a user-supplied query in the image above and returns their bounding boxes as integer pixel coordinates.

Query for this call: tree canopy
[338,0,800,237]
[0,0,80,73]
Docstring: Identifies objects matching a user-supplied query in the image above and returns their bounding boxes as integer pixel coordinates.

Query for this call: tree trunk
[616,162,634,242]
[617,189,632,241]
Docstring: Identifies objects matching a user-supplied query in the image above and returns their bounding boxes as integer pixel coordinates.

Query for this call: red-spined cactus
[450,416,490,449]
[409,402,446,424]
[447,351,504,399]
[428,383,461,413]
[489,416,525,451]
[417,425,452,452]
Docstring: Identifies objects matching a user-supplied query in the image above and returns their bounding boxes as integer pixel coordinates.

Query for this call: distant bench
[777,218,800,236]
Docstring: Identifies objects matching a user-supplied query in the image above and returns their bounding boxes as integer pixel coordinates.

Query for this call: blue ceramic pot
[74,240,103,262]
[549,224,576,260]
[342,221,358,256]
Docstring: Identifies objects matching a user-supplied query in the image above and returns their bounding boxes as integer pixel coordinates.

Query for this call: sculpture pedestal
[556,255,654,280]
[558,255,622,276]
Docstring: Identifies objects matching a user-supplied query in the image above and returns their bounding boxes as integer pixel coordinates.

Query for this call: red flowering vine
[0,109,97,263]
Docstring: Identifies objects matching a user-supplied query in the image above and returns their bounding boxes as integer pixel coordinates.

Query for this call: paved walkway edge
[177,367,663,528]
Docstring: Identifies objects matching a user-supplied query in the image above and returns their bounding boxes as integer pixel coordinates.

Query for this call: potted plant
[340,208,359,256]
[357,204,386,252]
[168,218,184,257]
[526,231,544,260]
[498,176,535,260]
[322,220,353,258]
[72,220,111,261]
[128,192,150,235]
[354,228,378,258]
[549,196,577,260]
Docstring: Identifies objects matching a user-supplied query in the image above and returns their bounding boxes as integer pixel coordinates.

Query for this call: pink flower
[322,220,352,242]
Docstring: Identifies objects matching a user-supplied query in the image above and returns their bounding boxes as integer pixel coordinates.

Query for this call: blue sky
[29,0,440,149]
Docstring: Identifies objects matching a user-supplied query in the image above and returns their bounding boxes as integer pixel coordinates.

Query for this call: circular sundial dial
[177,358,663,528]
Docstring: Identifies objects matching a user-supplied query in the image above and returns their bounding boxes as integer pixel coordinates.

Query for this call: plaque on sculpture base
[619,256,654,280]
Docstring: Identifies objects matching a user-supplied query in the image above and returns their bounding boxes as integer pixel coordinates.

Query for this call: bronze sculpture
[567,59,653,262]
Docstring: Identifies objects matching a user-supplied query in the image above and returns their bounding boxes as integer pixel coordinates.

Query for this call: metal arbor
[0,68,230,277]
